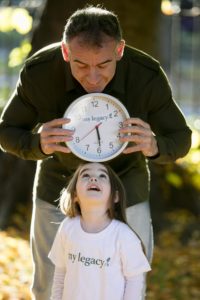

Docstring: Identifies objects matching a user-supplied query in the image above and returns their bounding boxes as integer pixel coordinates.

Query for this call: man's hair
[59,162,127,224]
[62,5,123,47]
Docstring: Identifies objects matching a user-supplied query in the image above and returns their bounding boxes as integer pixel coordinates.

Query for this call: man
[0,6,191,300]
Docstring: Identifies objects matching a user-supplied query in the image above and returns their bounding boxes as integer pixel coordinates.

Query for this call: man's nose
[87,69,99,84]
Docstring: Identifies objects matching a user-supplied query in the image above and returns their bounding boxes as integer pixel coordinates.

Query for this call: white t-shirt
[49,216,151,300]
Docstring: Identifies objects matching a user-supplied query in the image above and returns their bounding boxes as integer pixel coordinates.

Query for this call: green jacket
[0,43,192,207]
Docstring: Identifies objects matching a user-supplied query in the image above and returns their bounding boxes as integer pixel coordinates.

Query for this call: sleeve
[0,67,49,160]
[120,228,151,278]
[50,266,65,300]
[146,67,192,164]
[124,274,145,300]
[48,221,67,268]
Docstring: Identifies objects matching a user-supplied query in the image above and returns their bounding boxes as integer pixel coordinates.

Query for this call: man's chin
[84,86,104,93]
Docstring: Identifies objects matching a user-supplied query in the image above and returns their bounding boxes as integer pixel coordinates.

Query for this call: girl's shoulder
[58,216,80,233]
[113,220,141,244]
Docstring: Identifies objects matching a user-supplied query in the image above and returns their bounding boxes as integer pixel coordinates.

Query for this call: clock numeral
[118,121,123,128]
[91,100,99,108]
[97,146,101,154]
[109,113,113,119]
[117,132,121,139]
[106,103,109,110]
[113,110,118,117]
[75,137,80,143]
[85,144,90,151]
[109,142,114,149]
[81,106,89,114]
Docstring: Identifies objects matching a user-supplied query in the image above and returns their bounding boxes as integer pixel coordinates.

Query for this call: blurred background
[0,0,199,299]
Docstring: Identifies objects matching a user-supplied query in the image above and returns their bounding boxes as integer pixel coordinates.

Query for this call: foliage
[8,40,31,68]
[0,6,32,112]
[0,209,199,299]
[147,210,200,300]
[160,120,200,198]
[0,6,32,67]
[174,124,200,192]
[0,229,32,300]
[0,7,32,34]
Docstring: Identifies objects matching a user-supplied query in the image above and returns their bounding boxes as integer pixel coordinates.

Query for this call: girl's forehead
[79,163,108,173]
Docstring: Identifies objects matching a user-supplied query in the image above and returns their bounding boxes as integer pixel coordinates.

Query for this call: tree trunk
[30,0,161,58]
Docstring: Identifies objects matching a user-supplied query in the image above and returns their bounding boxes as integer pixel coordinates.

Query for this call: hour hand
[95,125,101,146]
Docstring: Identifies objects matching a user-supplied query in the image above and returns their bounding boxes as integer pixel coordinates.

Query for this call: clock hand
[80,122,102,141]
[95,125,101,146]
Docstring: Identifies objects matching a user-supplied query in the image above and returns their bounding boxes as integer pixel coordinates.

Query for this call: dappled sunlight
[8,40,32,67]
[0,7,32,34]
[161,0,181,16]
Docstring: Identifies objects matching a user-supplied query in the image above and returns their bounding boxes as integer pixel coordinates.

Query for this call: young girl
[48,162,151,300]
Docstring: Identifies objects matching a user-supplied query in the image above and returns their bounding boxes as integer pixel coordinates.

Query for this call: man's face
[62,37,125,93]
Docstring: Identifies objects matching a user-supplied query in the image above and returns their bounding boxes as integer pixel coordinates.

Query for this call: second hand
[80,122,102,141]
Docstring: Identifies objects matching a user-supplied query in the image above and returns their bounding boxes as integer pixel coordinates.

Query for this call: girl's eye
[99,173,107,179]
[82,173,90,178]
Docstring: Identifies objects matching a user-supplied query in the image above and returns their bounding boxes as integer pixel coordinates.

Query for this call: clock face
[63,93,130,162]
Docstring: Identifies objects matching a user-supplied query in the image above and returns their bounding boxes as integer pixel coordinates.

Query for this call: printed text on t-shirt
[68,252,111,268]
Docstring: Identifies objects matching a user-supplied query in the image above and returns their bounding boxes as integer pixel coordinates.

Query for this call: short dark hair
[63,5,123,47]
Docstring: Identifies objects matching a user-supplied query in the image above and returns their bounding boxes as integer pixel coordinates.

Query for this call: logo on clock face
[63,93,130,162]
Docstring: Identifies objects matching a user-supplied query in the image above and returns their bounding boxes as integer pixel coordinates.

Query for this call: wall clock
[63,93,130,162]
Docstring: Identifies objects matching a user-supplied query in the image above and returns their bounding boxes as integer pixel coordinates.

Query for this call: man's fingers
[122,144,142,154]
[41,135,73,144]
[39,118,73,155]
[41,127,74,138]
[46,144,71,153]
[123,118,150,129]
[119,117,158,156]
[42,118,71,129]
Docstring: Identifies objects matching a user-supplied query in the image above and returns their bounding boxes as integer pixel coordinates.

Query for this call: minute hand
[80,122,102,141]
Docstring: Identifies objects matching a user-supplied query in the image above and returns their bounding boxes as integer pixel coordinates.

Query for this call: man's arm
[120,67,192,163]
[0,70,74,160]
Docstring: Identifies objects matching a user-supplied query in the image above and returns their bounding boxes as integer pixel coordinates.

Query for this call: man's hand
[39,118,74,155]
[119,118,159,157]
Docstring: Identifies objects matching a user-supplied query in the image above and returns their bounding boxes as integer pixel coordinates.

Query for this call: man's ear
[61,42,70,62]
[116,40,125,61]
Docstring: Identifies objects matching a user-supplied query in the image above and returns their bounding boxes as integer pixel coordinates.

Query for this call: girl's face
[75,163,112,211]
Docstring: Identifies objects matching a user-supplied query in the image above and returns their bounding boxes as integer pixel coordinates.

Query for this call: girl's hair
[62,5,122,47]
[60,162,127,224]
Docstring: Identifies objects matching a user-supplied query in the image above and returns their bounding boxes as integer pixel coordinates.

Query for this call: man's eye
[98,64,107,69]
[77,64,87,69]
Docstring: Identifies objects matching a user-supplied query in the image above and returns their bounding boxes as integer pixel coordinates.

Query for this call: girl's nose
[89,176,97,182]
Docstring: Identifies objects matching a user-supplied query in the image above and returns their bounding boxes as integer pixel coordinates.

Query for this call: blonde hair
[60,162,127,223]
